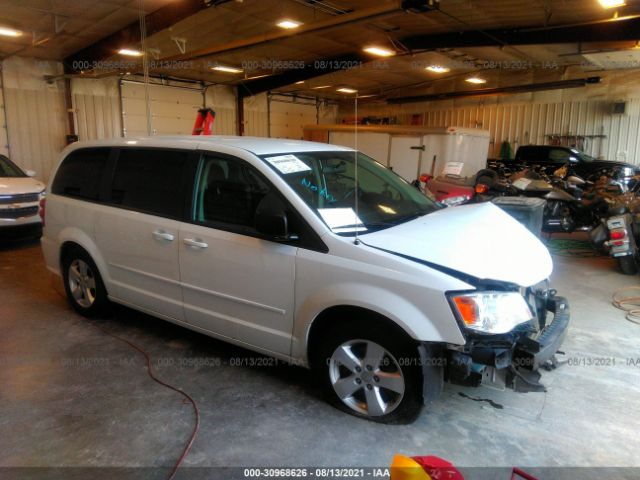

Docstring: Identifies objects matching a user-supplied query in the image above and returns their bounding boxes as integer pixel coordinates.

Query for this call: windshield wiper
[389,210,430,225]
[331,211,431,234]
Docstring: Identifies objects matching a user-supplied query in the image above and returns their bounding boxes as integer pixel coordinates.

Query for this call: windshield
[0,156,26,177]
[571,148,594,163]
[261,151,440,235]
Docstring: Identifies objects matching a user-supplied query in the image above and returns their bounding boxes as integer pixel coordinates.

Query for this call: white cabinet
[389,136,422,182]
[307,125,491,181]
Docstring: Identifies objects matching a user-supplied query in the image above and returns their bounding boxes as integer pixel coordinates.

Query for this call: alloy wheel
[68,259,97,309]
[328,339,405,417]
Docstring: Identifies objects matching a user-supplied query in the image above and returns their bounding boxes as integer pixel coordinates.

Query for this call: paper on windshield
[442,162,463,176]
[318,208,367,233]
[264,154,312,174]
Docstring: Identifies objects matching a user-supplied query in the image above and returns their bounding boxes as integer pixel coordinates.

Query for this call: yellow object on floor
[390,454,432,480]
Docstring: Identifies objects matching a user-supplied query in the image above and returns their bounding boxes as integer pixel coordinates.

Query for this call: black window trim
[186,150,328,253]
[51,145,328,252]
[51,147,114,203]
[99,146,200,222]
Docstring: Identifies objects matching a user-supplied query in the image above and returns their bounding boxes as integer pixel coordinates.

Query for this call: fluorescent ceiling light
[245,74,269,80]
[212,65,244,73]
[118,48,143,57]
[426,65,450,73]
[0,26,22,37]
[312,85,331,89]
[363,46,395,57]
[337,87,357,93]
[598,0,625,8]
[277,19,302,29]
[466,77,487,84]
[294,81,305,85]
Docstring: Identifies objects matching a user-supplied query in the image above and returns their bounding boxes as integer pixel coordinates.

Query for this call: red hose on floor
[90,320,200,480]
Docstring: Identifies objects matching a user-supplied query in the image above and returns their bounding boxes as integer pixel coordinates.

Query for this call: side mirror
[25,169,36,177]
[255,207,298,241]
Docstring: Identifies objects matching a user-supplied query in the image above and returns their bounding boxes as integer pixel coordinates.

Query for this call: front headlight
[449,291,533,334]
[441,195,470,207]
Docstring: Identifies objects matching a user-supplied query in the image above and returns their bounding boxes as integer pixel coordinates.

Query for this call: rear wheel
[312,321,424,424]
[616,255,638,275]
[62,247,110,317]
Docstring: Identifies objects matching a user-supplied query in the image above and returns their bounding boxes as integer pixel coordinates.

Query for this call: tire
[62,247,110,317]
[311,320,424,424]
[616,255,638,275]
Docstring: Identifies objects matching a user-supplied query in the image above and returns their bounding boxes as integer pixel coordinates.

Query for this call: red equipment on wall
[192,108,216,135]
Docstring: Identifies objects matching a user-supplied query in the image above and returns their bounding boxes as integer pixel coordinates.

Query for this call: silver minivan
[42,136,569,423]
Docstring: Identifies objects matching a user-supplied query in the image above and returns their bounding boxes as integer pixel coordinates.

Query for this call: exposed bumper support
[430,292,570,397]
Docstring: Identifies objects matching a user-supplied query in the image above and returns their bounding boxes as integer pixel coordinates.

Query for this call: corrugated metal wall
[2,57,68,181]
[72,78,121,140]
[345,93,640,164]
[0,68,8,157]
[319,102,338,125]
[416,99,640,162]
[205,85,236,135]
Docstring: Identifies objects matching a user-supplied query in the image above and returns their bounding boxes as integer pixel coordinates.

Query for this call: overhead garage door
[0,71,8,157]
[121,81,204,137]
[269,97,317,140]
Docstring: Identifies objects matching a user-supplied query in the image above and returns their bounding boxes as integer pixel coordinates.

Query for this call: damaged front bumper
[421,291,570,400]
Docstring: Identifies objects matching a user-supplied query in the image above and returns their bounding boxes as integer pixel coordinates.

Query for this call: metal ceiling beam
[402,15,640,50]
[237,53,369,97]
[63,0,210,71]
[386,76,602,104]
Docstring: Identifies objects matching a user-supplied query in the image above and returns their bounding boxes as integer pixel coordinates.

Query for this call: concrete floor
[1,238,640,479]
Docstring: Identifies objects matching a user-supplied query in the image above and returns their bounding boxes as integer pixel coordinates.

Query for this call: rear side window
[52,148,110,200]
[110,148,190,219]
[549,149,570,162]
[517,147,540,162]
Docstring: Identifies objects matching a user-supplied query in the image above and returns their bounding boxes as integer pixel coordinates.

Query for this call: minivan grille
[0,206,39,219]
[0,193,40,205]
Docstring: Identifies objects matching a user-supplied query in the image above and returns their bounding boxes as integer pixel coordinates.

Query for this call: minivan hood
[0,177,45,195]
[361,202,552,287]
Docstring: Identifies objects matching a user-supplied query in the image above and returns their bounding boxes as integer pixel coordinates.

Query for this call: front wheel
[616,255,638,275]
[62,247,110,317]
[312,322,425,424]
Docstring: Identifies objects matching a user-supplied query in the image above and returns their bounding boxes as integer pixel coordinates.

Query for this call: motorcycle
[505,169,609,233]
[590,177,640,274]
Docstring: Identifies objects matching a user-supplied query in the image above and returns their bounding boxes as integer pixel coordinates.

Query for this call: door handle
[183,238,208,249]
[152,230,175,241]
